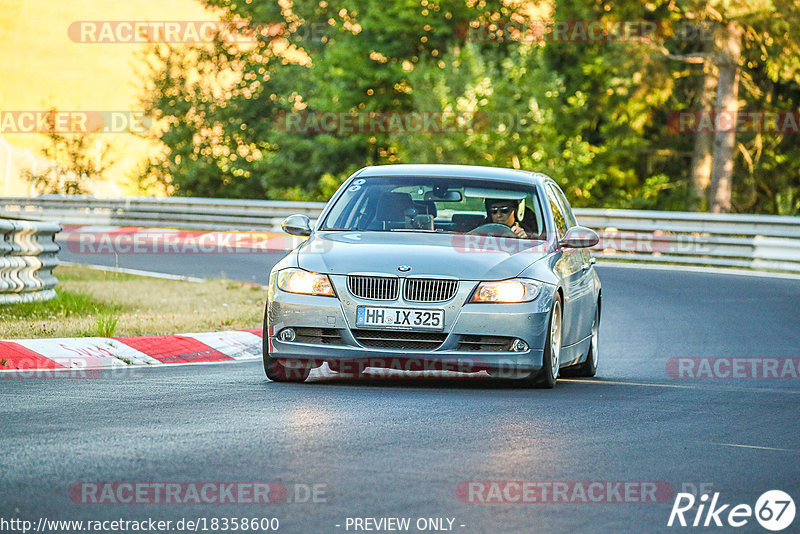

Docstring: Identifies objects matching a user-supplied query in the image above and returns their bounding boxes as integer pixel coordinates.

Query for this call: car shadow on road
[271,372,601,390]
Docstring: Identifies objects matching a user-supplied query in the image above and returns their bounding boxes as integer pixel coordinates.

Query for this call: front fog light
[511,339,529,352]
[278,328,296,342]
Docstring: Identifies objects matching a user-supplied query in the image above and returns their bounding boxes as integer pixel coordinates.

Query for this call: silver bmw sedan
[263,164,601,388]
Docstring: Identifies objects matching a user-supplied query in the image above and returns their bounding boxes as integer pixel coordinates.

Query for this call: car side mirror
[281,214,313,236]
[559,226,599,248]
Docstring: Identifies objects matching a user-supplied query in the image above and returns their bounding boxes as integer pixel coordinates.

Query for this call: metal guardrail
[1,195,798,274]
[576,209,800,273]
[0,195,323,232]
[0,216,61,304]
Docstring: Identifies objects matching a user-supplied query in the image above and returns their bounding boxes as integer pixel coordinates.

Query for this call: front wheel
[264,355,311,382]
[562,301,599,378]
[519,295,562,388]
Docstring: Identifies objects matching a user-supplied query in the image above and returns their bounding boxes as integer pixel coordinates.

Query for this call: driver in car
[484,198,536,239]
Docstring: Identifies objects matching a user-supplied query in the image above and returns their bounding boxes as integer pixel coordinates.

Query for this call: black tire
[520,294,562,388]
[562,300,599,378]
[264,355,311,382]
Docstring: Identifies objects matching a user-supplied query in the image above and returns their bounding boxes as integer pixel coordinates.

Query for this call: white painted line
[59,261,206,283]
[596,261,800,281]
[562,378,800,394]
[561,378,697,389]
[709,442,799,453]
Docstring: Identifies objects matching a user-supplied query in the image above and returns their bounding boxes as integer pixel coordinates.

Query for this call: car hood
[297,231,549,280]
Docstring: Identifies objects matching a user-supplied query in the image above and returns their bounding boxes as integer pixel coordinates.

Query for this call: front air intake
[352,329,447,350]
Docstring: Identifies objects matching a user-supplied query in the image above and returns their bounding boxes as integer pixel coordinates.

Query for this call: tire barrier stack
[0,217,61,304]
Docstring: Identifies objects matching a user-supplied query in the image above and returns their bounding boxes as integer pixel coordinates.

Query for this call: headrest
[377,192,415,221]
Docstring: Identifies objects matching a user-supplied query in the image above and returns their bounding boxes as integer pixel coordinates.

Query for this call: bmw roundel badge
[397,265,411,272]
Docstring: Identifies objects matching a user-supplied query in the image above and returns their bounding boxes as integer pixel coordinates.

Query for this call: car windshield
[319,176,545,239]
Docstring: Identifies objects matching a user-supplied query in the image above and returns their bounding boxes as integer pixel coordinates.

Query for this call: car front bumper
[265,277,556,377]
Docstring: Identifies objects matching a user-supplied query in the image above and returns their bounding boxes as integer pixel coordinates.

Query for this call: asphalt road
[57,242,285,284]
[2,247,799,533]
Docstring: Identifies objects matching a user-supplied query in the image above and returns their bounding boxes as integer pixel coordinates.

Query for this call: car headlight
[471,279,542,303]
[277,268,335,296]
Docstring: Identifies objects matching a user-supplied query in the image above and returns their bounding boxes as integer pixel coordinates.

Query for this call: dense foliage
[139,0,800,214]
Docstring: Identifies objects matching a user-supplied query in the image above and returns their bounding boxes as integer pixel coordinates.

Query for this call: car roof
[355,164,546,185]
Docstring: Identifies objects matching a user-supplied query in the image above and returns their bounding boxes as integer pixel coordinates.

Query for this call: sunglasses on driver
[489,206,514,215]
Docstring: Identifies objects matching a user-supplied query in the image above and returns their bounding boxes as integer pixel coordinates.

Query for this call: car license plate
[356,306,444,330]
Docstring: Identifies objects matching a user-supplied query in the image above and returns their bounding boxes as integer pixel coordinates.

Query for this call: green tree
[24,108,114,195]
[644,0,800,213]
[140,0,482,199]
[138,0,800,214]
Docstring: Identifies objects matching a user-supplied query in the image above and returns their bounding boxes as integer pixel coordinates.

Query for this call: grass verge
[0,265,265,339]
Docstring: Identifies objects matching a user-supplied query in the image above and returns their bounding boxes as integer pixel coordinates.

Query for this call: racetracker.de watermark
[449,231,711,255]
[68,20,661,45]
[1,343,146,379]
[64,228,713,257]
[63,229,303,255]
[456,481,674,504]
[668,111,800,134]
[272,111,498,134]
[68,481,329,504]
[68,20,285,43]
[67,19,714,46]
[273,357,525,379]
[666,357,800,379]
[0,111,151,134]
[1,361,137,380]
[460,19,661,43]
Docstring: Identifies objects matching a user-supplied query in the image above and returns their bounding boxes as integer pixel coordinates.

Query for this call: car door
[545,184,584,347]
[549,183,596,344]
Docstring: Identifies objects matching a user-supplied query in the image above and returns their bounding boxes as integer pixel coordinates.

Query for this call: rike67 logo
[668,490,795,531]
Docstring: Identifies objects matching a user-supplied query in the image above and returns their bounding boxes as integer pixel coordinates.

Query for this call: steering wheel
[466,223,518,238]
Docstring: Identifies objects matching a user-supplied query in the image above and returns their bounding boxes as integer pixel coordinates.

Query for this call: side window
[525,191,545,236]
[546,189,568,238]
[549,184,578,228]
